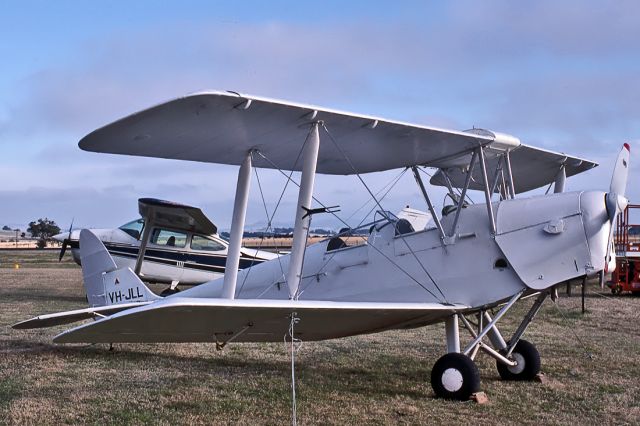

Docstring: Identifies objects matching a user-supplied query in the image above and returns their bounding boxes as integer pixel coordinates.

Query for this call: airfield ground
[0,251,639,424]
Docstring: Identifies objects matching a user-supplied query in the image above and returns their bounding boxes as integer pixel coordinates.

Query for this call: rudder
[79,229,159,307]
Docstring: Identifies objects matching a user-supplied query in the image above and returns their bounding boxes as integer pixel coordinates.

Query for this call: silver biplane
[15,92,630,400]
[54,197,277,293]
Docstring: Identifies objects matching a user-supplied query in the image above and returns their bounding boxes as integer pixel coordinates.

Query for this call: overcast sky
[1,1,639,231]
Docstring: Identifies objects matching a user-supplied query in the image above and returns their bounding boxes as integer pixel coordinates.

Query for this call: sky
[1,0,639,232]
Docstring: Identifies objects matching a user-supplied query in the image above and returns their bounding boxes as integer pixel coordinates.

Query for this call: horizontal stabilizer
[12,302,151,329]
[54,298,469,344]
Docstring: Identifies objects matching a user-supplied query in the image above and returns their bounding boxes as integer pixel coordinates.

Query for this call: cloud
[2,2,639,228]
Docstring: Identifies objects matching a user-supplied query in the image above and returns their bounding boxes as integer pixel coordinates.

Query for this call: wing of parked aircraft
[138,197,217,235]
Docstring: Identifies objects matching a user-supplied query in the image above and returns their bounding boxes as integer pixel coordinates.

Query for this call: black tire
[160,287,181,297]
[496,339,540,381]
[431,353,480,400]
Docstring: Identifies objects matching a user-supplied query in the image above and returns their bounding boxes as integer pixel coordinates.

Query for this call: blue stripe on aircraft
[103,243,265,273]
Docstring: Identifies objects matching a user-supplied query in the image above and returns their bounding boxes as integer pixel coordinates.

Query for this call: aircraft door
[142,228,189,283]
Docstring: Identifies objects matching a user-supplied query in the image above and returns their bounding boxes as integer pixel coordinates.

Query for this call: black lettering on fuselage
[108,287,144,305]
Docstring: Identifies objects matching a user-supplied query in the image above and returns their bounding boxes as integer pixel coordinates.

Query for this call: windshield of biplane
[119,219,144,240]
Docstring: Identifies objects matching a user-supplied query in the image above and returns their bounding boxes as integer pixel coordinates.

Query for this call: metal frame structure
[443,290,549,368]
[612,204,640,294]
[413,146,518,242]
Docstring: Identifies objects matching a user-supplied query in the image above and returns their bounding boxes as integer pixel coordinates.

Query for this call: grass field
[1,251,639,424]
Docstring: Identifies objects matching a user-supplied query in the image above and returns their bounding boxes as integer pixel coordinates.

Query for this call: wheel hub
[441,368,464,392]
[507,353,525,374]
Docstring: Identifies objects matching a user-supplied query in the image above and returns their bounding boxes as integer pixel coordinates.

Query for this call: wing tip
[11,319,33,330]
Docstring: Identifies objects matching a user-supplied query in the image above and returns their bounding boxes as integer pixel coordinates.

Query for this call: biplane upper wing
[53,297,469,343]
[79,91,494,175]
[429,144,597,194]
[79,91,597,190]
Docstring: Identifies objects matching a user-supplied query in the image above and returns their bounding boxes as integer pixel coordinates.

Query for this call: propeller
[58,219,74,262]
[604,144,630,274]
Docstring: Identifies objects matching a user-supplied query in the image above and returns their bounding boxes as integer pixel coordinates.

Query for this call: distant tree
[1,225,11,231]
[311,228,335,236]
[27,218,60,249]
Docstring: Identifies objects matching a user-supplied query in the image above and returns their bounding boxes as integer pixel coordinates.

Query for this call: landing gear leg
[457,291,545,384]
[431,315,480,400]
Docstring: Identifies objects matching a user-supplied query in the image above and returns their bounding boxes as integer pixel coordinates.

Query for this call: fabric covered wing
[54,297,468,343]
[13,302,151,329]
[79,91,495,175]
[430,144,597,194]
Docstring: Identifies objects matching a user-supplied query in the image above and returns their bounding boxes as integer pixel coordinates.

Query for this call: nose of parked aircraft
[52,232,69,242]
[53,231,75,262]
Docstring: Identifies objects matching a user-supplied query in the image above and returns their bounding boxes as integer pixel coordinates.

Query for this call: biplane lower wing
[53,297,469,343]
[430,143,597,194]
[13,302,151,329]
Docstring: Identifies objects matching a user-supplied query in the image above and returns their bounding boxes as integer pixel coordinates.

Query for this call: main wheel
[496,339,540,381]
[431,353,480,400]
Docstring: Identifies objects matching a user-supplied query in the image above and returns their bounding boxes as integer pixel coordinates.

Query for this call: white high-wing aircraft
[16,92,630,400]
[54,197,278,293]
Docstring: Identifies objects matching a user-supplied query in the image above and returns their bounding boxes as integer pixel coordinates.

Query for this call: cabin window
[151,228,187,248]
[191,235,226,251]
[119,219,145,240]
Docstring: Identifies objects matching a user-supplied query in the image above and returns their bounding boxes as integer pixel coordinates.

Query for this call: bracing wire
[297,169,410,296]
[237,142,310,296]
[344,168,408,223]
[320,123,448,302]
[552,299,594,359]
[256,144,445,301]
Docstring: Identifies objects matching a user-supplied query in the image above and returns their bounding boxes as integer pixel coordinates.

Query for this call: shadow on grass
[0,338,431,399]
[0,290,86,304]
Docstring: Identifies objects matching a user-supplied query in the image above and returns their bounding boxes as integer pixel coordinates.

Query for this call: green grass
[0,252,639,424]
[0,250,76,269]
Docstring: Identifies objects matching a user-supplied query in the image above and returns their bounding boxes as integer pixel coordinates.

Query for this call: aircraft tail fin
[80,229,160,307]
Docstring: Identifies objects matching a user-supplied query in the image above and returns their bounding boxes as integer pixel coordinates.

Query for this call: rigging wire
[344,168,408,223]
[321,123,448,301]
[552,299,594,359]
[256,149,444,301]
[297,169,410,297]
[237,141,309,296]
[588,289,640,310]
